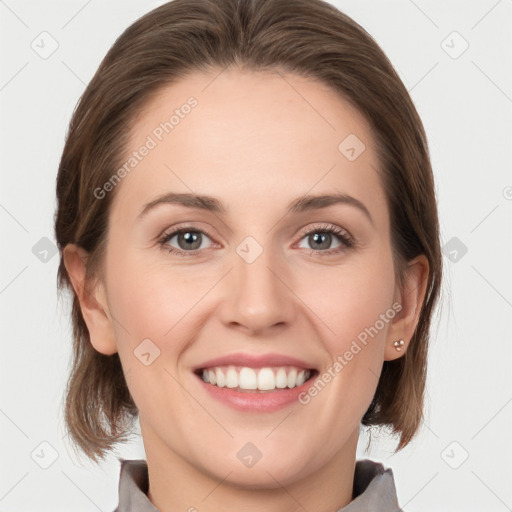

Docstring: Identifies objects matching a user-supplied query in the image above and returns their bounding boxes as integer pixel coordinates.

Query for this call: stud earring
[393,339,405,351]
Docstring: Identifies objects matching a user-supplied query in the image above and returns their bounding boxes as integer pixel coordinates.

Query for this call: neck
[142,423,358,512]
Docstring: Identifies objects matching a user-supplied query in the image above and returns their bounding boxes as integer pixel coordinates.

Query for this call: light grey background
[1,0,511,510]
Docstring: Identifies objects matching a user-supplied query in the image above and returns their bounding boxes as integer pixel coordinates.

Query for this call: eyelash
[157,223,355,257]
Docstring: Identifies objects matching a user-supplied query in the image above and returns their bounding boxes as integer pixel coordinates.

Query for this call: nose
[216,243,297,336]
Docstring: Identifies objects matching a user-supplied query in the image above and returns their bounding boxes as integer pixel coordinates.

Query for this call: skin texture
[64,68,428,512]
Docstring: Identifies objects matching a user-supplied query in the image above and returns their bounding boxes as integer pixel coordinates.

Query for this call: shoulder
[338,459,403,512]
[113,459,158,512]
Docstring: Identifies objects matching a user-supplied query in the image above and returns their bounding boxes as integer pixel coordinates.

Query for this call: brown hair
[55,0,442,463]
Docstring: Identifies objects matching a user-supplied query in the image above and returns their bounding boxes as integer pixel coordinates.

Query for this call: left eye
[297,228,350,252]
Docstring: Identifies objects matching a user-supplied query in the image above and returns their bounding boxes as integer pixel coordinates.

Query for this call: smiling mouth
[194,365,318,392]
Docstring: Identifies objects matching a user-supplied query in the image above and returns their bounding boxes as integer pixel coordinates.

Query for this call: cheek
[299,290,394,437]
[293,251,395,411]
[104,256,209,418]
[107,250,207,337]
[104,251,221,394]
[296,252,396,347]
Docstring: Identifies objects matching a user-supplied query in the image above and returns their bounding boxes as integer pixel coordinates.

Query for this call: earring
[393,339,405,351]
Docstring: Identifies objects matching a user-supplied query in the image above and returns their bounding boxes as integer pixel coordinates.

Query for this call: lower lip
[194,372,317,412]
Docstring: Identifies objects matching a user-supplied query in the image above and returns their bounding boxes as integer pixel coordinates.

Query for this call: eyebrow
[137,192,374,225]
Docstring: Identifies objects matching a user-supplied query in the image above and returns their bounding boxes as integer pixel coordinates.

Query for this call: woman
[54,0,442,510]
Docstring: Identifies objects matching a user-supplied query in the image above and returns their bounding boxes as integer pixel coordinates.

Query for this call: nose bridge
[218,236,295,333]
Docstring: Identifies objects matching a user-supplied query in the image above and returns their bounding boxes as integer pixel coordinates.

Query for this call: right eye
[158,227,216,256]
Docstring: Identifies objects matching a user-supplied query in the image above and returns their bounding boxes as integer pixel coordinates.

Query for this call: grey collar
[114,458,403,512]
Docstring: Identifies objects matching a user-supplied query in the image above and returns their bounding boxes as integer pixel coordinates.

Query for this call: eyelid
[295,222,354,245]
[157,222,216,241]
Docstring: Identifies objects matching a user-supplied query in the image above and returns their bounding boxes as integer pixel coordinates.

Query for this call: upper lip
[193,352,317,372]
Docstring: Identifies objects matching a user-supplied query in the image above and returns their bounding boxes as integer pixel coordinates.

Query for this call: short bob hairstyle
[55,0,442,463]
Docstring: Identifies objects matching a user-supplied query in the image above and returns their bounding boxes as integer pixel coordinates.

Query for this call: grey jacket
[113,458,403,511]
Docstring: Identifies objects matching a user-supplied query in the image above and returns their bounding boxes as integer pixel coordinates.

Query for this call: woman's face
[74,69,422,487]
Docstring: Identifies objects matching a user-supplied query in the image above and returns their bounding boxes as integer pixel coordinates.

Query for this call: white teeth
[200,365,311,391]
[257,368,275,390]
[226,367,238,388]
[240,367,258,389]
[275,368,288,388]
[287,368,297,388]
[215,368,225,387]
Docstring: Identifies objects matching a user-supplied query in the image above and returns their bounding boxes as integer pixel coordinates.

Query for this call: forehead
[111,68,387,226]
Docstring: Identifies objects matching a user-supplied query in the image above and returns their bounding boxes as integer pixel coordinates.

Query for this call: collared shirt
[113,458,403,511]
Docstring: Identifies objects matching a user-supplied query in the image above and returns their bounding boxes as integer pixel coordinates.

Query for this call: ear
[62,244,118,355]
[384,254,429,361]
